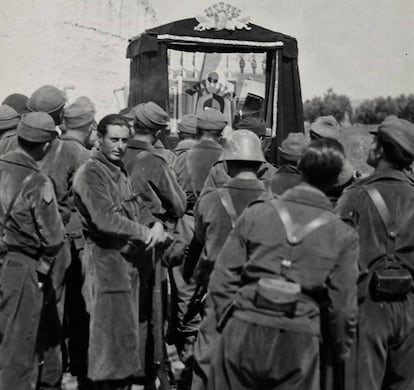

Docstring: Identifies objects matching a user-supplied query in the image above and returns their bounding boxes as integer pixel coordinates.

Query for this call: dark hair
[97,114,130,136]
[298,138,345,189]
[376,132,413,170]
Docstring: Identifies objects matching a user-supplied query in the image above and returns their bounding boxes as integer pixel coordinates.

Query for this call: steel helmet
[222,129,265,162]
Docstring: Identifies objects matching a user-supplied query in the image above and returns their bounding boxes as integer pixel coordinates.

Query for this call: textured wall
[0,0,157,118]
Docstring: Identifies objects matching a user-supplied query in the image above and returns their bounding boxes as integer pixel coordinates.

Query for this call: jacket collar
[225,177,266,191]
[174,139,196,152]
[127,138,156,153]
[0,149,39,172]
[277,164,301,174]
[61,134,87,148]
[193,138,223,151]
[360,166,413,185]
[94,150,127,182]
[281,182,333,211]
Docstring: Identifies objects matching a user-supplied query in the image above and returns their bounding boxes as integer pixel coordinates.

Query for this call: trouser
[38,240,71,390]
[64,236,89,378]
[192,296,219,390]
[0,252,43,390]
[208,317,320,390]
[347,292,414,390]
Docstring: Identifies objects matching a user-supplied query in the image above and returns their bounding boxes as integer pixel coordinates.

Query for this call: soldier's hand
[146,222,167,249]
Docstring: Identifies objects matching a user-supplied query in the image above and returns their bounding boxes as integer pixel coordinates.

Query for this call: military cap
[278,132,309,162]
[197,108,227,131]
[237,117,267,137]
[63,96,96,129]
[376,116,414,156]
[0,105,20,130]
[2,93,29,114]
[178,114,197,135]
[310,115,340,139]
[17,112,57,143]
[133,101,169,130]
[27,85,66,113]
[222,130,265,162]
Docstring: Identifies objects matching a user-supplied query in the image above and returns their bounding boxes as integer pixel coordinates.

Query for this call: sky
[148,0,414,101]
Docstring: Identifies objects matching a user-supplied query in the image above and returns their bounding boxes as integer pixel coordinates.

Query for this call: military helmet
[222,129,265,162]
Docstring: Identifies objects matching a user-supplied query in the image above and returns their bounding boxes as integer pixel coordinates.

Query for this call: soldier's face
[100,125,130,164]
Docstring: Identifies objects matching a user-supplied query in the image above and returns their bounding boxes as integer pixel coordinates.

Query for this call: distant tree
[303,88,352,123]
[355,95,412,124]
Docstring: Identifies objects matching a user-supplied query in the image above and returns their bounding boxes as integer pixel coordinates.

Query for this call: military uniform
[208,183,359,390]
[192,177,268,390]
[154,139,177,169]
[270,164,302,195]
[337,168,414,390]
[0,113,65,390]
[73,150,153,383]
[124,139,186,218]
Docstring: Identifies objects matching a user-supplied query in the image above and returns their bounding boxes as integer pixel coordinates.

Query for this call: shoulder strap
[217,188,238,228]
[0,172,35,238]
[363,186,394,237]
[270,199,338,245]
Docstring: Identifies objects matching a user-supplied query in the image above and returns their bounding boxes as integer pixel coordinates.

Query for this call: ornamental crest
[195,3,251,31]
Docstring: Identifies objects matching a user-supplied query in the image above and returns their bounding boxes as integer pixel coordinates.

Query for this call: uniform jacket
[73,150,153,381]
[154,139,177,169]
[124,139,186,219]
[194,177,267,285]
[0,131,17,156]
[209,183,359,360]
[0,150,64,260]
[270,164,302,196]
[336,167,414,276]
[174,138,223,210]
[173,139,196,159]
[61,135,91,238]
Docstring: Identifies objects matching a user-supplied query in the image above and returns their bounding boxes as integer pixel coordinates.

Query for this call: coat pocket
[93,246,132,293]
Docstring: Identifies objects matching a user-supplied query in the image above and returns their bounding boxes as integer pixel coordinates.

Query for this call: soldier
[173,114,197,161]
[174,108,226,210]
[124,101,186,219]
[191,130,270,390]
[270,132,308,196]
[207,138,359,390]
[26,86,86,389]
[73,114,168,390]
[0,104,20,155]
[60,96,96,388]
[336,116,414,390]
[201,117,277,194]
[154,138,177,169]
[0,112,65,390]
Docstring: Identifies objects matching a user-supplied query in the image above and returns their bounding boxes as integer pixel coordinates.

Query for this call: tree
[303,88,352,123]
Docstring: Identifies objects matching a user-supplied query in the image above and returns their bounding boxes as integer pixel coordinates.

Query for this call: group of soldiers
[1,85,414,390]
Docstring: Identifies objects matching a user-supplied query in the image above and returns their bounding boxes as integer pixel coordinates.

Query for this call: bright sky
[148,0,414,101]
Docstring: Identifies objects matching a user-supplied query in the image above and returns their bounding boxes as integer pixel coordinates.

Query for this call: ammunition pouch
[371,266,413,299]
[255,277,301,316]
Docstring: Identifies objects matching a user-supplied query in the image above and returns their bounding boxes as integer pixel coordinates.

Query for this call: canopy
[126,17,304,162]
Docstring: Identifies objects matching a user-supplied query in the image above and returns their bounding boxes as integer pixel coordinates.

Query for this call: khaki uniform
[73,150,153,383]
[270,164,302,196]
[0,151,65,390]
[208,184,359,390]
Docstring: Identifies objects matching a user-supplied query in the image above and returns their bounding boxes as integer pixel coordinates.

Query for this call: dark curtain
[128,36,169,112]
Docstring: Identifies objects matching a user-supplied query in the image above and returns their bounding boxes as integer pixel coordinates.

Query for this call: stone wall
[0,0,157,118]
